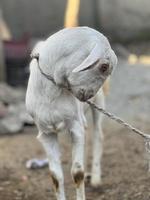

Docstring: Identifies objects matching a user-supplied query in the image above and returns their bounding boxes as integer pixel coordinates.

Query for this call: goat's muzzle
[77,89,94,102]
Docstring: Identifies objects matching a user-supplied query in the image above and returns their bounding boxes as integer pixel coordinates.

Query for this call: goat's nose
[78,89,94,101]
[78,89,86,101]
[87,90,94,99]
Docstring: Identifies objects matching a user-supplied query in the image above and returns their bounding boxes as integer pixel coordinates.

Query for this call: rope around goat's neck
[86,100,150,171]
[31,53,72,91]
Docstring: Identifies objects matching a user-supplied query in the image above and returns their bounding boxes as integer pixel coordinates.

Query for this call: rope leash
[86,100,150,171]
[31,52,150,171]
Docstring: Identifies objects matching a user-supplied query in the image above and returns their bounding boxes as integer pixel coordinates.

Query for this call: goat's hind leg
[37,132,66,200]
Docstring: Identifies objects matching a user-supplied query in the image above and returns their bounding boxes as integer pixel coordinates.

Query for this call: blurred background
[0,0,150,200]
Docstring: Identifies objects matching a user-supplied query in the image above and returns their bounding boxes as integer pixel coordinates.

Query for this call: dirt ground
[0,124,150,200]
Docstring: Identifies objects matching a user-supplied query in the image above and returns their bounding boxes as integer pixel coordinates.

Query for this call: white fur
[26,27,117,200]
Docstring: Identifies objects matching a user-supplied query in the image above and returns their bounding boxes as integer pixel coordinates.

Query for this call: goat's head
[68,46,117,101]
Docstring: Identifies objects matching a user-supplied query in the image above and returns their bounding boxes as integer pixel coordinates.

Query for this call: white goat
[26,27,117,200]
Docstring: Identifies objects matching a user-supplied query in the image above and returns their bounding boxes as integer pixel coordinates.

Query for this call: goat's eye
[100,63,109,73]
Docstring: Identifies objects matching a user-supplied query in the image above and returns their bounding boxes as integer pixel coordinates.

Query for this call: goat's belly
[34,102,77,134]
[37,119,66,134]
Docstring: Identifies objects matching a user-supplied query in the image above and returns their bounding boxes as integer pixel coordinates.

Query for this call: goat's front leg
[90,92,105,187]
[70,121,85,200]
[37,132,66,200]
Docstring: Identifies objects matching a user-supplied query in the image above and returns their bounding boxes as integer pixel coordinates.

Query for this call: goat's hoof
[91,176,102,188]
[85,173,102,188]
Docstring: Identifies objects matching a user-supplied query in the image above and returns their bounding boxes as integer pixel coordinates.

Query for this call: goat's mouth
[76,89,94,102]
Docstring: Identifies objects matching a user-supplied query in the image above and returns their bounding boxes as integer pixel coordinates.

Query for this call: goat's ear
[110,49,118,69]
[72,44,102,73]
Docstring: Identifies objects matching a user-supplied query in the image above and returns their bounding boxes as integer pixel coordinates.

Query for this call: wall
[0,0,150,41]
[0,0,67,38]
[99,0,150,41]
[0,0,95,39]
